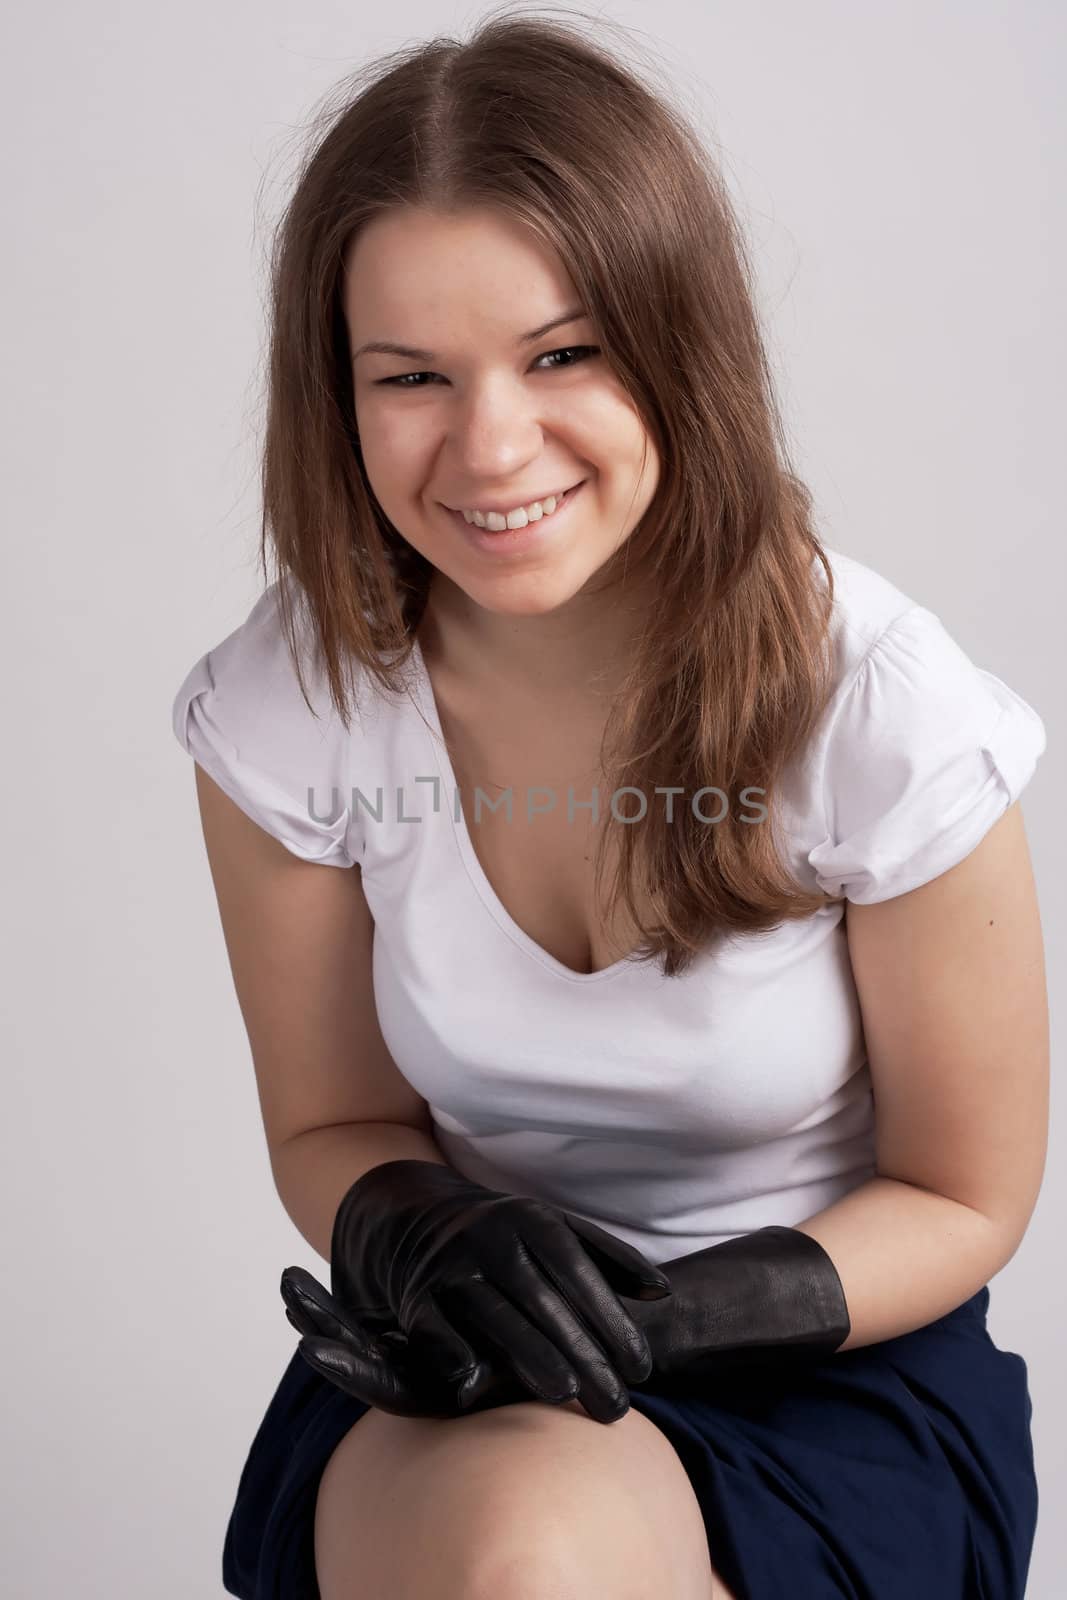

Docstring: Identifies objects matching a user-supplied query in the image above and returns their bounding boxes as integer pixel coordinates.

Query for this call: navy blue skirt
[221,1285,1037,1600]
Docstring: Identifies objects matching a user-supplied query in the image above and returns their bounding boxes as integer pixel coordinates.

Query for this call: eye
[374,345,601,388]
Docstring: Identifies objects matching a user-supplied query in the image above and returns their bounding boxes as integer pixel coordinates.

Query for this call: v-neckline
[410,635,639,985]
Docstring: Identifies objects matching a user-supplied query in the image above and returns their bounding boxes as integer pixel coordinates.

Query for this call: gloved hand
[281,1263,535,1420]
[279,1159,673,1425]
[282,1224,849,1419]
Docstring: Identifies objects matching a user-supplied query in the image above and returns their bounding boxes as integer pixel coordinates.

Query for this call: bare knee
[314,1398,722,1600]
[314,1407,525,1600]
[315,1404,591,1599]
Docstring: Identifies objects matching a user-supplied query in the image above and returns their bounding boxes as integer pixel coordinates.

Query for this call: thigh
[314,1396,735,1599]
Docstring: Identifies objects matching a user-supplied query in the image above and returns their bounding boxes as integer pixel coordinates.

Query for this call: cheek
[355,389,424,451]
[576,388,650,464]
[357,424,432,504]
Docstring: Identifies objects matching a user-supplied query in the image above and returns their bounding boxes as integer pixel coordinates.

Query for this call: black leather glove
[279,1159,673,1424]
[282,1224,849,1419]
[623,1226,851,1388]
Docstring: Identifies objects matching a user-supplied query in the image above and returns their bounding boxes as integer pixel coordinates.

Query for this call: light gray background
[3,2,1062,1594]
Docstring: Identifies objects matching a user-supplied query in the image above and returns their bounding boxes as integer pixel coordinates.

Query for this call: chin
[464,570,591,614]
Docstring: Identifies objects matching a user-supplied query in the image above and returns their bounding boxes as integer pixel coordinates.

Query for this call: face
[343,206,660,625]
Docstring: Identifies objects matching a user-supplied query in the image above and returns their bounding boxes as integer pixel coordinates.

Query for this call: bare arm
[191,762,452,1263]
[272,1120,449,1264]
[794,802,1049,1348]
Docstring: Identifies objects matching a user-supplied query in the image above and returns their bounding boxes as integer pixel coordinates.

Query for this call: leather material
[280,1220,850,1424]
[623,1226,852,1386]
[280,1272,552,1420]
[281,1158,673,1424]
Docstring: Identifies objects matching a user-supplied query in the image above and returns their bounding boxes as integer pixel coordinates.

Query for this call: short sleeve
[807,605,1046,903]
[170,585,359,867]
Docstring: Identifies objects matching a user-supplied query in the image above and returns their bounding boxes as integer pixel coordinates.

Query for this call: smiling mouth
[444,480,583,518]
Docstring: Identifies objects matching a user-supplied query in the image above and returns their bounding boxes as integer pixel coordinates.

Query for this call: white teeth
[461,491,563,530]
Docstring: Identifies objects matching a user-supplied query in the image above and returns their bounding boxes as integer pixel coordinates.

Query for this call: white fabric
[171,548,1046,1263]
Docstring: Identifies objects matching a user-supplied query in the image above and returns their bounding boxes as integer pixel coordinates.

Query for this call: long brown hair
[258,2,841,977]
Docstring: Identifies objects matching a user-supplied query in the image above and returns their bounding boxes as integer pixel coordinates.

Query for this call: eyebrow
[352,307,589,364]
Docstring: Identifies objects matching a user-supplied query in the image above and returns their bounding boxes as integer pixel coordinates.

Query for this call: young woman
[172,12,1048,1599]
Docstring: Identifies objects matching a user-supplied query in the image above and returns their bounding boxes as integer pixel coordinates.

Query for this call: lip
[444,479,586,558]
[445,483,576,516]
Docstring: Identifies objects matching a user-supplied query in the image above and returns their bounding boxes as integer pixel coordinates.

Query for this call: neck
[418,570,650,702]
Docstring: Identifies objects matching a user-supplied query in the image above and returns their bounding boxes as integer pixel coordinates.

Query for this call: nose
[446,377,553,478]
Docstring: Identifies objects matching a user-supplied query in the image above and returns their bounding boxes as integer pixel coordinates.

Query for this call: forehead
[342,206,581,341]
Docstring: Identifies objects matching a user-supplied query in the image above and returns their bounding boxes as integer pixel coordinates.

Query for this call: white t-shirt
[171,547,1046,1264]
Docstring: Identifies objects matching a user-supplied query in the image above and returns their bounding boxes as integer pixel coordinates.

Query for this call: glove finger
[451,1272,634,1425]
[289,1284,482,1420]
[415,1281,580,1407]
[509,1219,655,1389]
[281,1266,372,1345]
[298,1335,460,1417]
[401,1290,577,1405]
[400,1296,484,1384]
[281,1274,332,1340]
[353,1323,509,1419]
[563,1214,673,1300]
[297,1307,578,1423]
[456,1358,548,1415]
